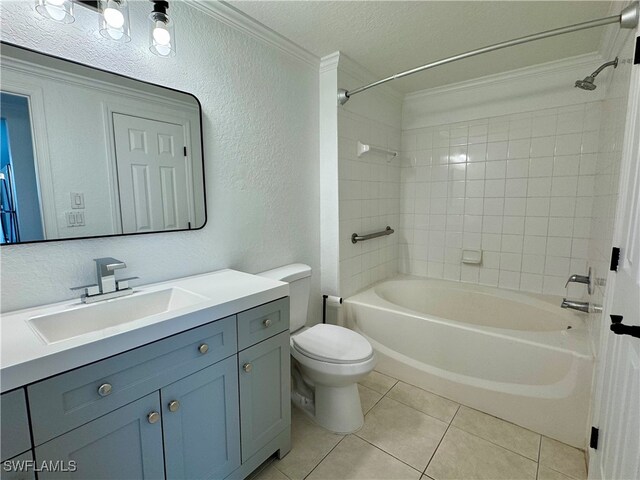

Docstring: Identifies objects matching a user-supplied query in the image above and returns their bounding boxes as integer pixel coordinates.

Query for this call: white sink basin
[28,287,208,345]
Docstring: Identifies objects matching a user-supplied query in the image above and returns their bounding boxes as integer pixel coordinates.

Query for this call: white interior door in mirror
[113,114,192,233]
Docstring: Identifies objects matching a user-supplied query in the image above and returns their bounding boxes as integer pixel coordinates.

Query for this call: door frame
[588,26,640,479]
[1,80,58,240]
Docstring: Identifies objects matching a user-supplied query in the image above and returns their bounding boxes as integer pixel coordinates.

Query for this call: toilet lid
[292,324,373,364]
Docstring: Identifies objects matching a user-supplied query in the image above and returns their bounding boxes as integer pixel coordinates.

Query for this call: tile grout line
[535,435,542,480]
[445,422,542,465]
[300,434,348,480]
[422,404,461,475]
[352,432,424,477]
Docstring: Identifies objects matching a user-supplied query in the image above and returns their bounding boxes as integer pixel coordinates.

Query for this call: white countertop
[0,269,289,393]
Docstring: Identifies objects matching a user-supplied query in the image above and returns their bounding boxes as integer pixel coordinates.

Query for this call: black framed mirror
[0,42,206,245]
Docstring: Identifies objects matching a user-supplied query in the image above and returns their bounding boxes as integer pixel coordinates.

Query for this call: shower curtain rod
[338,2,639,105]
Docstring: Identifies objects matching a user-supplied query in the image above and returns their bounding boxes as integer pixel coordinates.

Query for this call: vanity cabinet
[13,297,290,480]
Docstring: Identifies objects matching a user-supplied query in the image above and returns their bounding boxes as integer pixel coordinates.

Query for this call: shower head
[575,76,597,90]
[575,57,619,91]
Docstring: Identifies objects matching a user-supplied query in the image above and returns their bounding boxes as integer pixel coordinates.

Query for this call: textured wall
[0,1,321,317]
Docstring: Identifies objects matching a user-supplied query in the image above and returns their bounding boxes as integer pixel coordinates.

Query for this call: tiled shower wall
[399,102,601,296]
[338,110,401,297]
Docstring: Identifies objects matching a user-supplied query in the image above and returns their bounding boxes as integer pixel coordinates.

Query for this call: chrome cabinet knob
[97,383,112,397]
[168,400,180,412]
[147,411,160,424]
[198,343,209,354]
[263,319,272,328]
[243,363,252,373]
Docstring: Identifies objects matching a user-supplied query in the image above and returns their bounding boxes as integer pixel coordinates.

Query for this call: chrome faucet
[71,257,137,304]
[565,267,593,294]
[561,299,602,313]
[95,257,126,294]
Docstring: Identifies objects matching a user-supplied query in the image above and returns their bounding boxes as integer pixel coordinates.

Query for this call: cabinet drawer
[1,389,31,462]
[28,316,236,446]
[237,298,289,350]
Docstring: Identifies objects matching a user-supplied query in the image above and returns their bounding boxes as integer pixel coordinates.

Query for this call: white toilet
[259,264,376,434]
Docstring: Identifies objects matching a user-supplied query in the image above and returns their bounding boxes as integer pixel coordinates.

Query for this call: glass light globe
[153,22,171,45]
[104,7,124,29]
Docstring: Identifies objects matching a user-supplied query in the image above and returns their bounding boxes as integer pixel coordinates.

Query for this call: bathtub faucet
[565,267,593,294]
[561,299,602,313]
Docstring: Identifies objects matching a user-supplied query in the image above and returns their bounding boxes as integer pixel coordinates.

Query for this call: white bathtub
[344,276,593,447]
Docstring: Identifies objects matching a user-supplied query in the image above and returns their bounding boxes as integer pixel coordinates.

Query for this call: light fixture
[34,0,75,24]
[148,1,175,57]
[99,0,130,42]
[33,0,179,58]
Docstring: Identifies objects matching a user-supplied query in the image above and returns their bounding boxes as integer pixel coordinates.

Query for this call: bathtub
[344,275,593,448]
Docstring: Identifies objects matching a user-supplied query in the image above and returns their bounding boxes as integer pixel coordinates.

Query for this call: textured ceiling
[228,1,617,93]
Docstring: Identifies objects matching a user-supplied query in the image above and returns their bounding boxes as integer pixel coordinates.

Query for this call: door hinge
[183,146,187,156]
[590,426,599,449]
[634,36,639,65]
[610,247,620,271]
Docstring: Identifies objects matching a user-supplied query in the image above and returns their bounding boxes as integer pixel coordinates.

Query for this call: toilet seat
[292,324,373,364]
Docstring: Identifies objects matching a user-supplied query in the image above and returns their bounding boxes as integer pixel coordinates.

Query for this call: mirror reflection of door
[0,92,45,244]
[112,114,192,234]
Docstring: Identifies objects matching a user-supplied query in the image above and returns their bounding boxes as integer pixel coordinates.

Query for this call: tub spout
[561,299,602,313]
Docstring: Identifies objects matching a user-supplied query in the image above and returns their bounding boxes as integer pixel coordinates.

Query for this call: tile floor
[250,371,588,480]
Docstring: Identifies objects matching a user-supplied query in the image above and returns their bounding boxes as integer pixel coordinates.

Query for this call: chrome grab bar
[351,226,394,244]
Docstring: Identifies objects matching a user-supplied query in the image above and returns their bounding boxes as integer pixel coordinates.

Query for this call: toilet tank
[258,264,311,333]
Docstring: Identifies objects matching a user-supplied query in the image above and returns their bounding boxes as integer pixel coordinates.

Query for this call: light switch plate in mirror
[0,42,206,245]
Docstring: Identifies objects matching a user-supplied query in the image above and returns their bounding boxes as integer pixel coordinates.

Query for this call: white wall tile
[399,96,602,296]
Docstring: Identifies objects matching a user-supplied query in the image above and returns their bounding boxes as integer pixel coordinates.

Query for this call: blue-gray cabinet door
[1,388,31,461]
[238,331,291,462]
[161,357,240,480]
[34,393,164,479]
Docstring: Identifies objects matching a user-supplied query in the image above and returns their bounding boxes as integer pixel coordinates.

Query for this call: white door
[113,113,192,233]
[589,59,640,480]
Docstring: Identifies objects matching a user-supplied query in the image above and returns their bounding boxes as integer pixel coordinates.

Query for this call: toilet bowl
[258,264,376,433]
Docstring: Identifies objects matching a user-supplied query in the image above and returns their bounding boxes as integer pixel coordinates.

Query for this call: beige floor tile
[306,435,421,480]
[358,383,383,414]
[387,381,459,423]
[426,426,537,480]
[356,397,448,471]
[273,408,344,480]
[451,406,541,460]
[539,437,587,480]
[359,370,397,394]
[251,461,291,480]
[537,465,575,480]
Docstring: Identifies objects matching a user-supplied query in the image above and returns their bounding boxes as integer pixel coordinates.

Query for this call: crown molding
[335,52,404,102]
[189,0,320,69]
[320,52,341,73]
[404,52,604,102]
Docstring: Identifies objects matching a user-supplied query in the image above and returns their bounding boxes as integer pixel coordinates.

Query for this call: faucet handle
[565,275,579,288]
[70,284,100,296]
[94,257,127,271]
[116,276,139,291]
